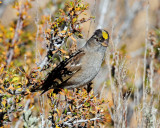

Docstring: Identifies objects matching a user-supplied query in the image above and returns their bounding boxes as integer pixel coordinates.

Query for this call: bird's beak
[101,41,108,47]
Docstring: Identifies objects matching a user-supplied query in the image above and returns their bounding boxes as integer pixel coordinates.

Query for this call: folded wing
[39,49,85,94]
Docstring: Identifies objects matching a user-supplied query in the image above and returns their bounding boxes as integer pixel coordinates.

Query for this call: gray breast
[65,49,105,89]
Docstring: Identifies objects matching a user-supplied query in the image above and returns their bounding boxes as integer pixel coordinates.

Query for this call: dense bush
[0,0,160,127]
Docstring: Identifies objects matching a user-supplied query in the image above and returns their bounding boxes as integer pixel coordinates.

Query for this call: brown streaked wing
[40,49,85,94]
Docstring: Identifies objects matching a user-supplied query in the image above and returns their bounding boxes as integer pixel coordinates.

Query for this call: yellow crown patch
[102,31,108,40]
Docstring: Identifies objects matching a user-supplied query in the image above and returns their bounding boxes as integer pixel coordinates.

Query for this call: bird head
[92,29,109,47]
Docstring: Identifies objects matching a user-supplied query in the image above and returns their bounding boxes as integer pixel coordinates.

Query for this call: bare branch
[15,99,31,128]
[6,4,24,66]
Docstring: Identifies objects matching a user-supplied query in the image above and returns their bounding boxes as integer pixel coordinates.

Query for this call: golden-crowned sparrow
[32,29,109,94]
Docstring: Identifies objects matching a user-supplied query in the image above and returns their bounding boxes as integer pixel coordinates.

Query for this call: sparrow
[31,29,109,94]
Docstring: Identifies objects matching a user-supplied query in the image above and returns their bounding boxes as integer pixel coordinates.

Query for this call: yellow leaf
[0,79,3,84]
[64,56,69,58]
[60,30,66,34]
[26,88,31,94]
[56,109,60,115]
[56,125,60,128]
[0,67,4,72]
[2,100,6,107]
[16,84,22,88]
[52,49,58,54]
[17,88,22,92]
[70,36,77,42]
[59,49,67,54]
[7,86,14,90]
[68,33,73,36]
[83,12,87,15]
[12,76,20,82]
[14,47,20,56]
[46,29,51,33]
[96,106,100,110]
[79,3,83,7]
[0,90,3,93]
[9,27,14,32]
[102,30,108,40]
[53,93,56,97]
[0,1,2,4]
[3,115,8,120]
[75,7,80,11]
[72,18,77,23]
[70,11,74,16]
[13,113,17,118]
[68,7,72,11]
[59,91,65,95]
[69,105,72,111]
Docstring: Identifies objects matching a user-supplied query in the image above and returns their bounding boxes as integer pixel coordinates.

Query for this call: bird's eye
[100,37,104,42]
[96,38,98,41]
[93,36,98,41]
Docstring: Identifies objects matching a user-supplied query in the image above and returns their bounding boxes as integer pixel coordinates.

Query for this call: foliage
[0,0,107,127]
[0,0,160,127]
[48,89,108,127]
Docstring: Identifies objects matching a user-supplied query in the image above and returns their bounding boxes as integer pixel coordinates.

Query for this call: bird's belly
[65,53,104,89]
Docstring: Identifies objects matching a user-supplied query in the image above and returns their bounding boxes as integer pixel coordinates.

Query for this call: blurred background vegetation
[0,0,160,127]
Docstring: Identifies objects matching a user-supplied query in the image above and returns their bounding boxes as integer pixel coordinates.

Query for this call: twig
[40,95,45,128]
[6,4,24,66]
[63,116,102,127]
[73,117,101,124]
[37,26,68,71]
[14,99,31,128]
[142,2,149,127]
